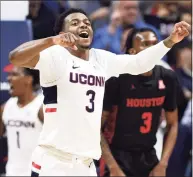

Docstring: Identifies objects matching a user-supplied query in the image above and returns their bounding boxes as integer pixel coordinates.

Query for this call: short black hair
[54,8,88,35]
[23,68,40,90]
[125,28,158,54]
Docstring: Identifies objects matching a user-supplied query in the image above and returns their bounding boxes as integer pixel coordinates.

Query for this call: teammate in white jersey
[8,8,190,176]
[0,65,44,176]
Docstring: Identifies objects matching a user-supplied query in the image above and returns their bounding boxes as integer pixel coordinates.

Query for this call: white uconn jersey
[2,94,43,175]
[34,43,170,160]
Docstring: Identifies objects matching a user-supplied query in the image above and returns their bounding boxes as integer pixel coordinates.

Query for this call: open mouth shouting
[79,31,89,39]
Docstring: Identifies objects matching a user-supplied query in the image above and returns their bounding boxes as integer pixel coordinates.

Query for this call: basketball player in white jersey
[8,8,190,176]
[0,64,44,176]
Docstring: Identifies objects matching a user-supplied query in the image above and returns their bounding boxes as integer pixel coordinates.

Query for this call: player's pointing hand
[53,32,78,50]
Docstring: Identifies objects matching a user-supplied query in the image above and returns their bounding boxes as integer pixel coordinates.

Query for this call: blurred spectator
[118,1,161,40]
[144,2,191,41]
[180,12,192,42]
[92,9,123,54]
[120,27,133,52]
[144,2,179,40]
[43,0,69,15]
[174,43,192,120]
[93,1,161,54]
[26,0,56,39]
[178,1,192,13]
[69,0,110,29]
[89,0,111,22]
[167,99,192,177]
[57,0,69,14]
[166,10,191,67]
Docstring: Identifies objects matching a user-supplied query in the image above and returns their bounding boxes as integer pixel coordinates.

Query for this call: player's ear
[25,76,33,86]
[128,48,136,55]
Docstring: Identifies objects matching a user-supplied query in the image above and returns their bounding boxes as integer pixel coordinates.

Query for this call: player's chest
[118,77,167,108]
[4,108,37,129]
[67,57,105,74]
[59,57,106,88]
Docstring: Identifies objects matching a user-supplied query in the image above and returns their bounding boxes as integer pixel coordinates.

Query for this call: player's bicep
[19,55,40,69]
[165,108,178,126]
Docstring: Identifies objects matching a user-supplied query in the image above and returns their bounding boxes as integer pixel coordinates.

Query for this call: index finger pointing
[71,33,78,41]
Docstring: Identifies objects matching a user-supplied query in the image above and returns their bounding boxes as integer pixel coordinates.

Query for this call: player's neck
[68,48,90,61]
[141,70,153,77]
[17,90,35,108]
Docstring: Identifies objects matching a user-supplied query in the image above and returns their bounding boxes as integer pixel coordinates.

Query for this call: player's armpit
[0,104,5,136]
[38,105,44,123]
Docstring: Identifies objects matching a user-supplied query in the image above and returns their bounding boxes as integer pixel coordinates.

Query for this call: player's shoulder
[5,97,18,105]
[154,65,177,81]
[156,60,172,70]
[105,77,119,96]
[2,97,17,111]
[34,93,44,103]
[92,48,115,59]
[28,94,44,113]
[91,48,116,68]
[106,76,119,86]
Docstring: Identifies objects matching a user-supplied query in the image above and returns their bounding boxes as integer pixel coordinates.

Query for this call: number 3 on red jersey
[140,112,152,134]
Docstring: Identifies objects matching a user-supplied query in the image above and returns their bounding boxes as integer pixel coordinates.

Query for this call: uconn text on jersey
[69,72,105,87]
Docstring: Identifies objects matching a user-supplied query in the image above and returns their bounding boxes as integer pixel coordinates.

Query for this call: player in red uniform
[101,28,179,177]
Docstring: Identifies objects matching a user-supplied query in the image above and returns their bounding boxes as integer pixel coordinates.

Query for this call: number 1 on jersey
[16,131,20,148]
[86,90,95,113]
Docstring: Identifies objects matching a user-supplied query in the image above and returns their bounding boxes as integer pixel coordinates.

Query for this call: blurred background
[0,0,192,176]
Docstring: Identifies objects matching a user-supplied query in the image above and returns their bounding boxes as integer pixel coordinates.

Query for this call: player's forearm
[160,121,178,166]
[101,133,120,170]
[163,36,176,48]
[9,37,54,66]
[115,41,171,76]
[134,41,171,74]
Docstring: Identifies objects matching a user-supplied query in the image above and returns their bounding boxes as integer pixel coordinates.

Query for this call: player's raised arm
[9,33,78,68]
[103,21,190,77]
